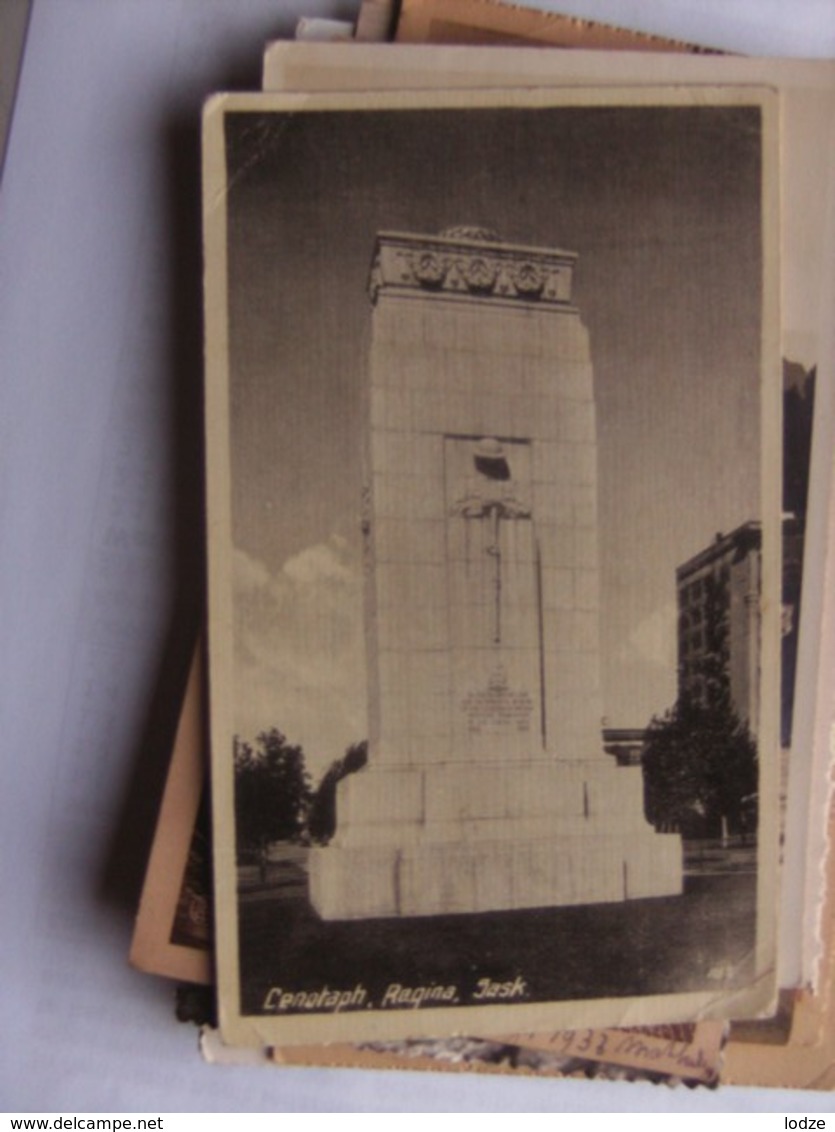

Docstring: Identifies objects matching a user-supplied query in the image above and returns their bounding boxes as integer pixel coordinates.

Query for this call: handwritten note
[504,1022,726,1084]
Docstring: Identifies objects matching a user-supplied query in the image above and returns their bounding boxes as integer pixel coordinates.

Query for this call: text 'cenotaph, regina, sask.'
[309,225,682,920]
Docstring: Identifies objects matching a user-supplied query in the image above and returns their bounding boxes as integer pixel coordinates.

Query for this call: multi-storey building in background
[605,359,812,768]
[676,521,762,733]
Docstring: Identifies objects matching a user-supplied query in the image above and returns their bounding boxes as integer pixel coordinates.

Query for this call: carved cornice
[368,229,576,307]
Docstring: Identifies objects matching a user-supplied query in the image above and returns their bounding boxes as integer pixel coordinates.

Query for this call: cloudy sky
[221,96,768,778]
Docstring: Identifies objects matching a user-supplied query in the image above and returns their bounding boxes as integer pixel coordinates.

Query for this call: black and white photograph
[202,86,782,1048]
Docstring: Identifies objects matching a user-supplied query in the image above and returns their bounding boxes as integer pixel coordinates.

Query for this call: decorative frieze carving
[368,228,576,307]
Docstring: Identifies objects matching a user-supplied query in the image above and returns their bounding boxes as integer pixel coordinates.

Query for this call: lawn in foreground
[238,865,756,1016]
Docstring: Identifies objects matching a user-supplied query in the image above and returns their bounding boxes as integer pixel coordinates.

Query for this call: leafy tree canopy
[233,728,312,859]
[643,694,757,838]
[643,570,758,838]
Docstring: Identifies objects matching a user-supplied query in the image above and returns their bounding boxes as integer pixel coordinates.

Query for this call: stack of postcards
[130,0,835,1092]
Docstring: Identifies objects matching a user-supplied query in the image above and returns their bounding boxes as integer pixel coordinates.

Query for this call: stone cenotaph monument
[309,226,682,920]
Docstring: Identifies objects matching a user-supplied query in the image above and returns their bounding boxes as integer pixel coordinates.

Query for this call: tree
[642,695,758,838]
[233,729,312,862]
[307,740,368,845]
[643,572,758,839]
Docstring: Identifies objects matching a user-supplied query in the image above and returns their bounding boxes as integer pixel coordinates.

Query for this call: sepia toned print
[259,33,835,1016]
[202,87,781,1047]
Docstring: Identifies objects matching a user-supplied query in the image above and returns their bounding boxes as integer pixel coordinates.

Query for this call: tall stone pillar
[309,226,681,920]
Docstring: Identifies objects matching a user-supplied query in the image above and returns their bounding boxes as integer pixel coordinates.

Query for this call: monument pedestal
[309,761,681,919]
[310,226,682,922]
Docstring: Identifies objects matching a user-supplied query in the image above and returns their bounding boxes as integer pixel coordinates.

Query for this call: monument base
[308,761,682,920]
[309,830,681,920]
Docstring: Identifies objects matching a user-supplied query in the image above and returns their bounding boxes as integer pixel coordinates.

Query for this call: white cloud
[282,536,354,586]
[231,537,367,780]
[605,600,677,725]
[618,600,677,670]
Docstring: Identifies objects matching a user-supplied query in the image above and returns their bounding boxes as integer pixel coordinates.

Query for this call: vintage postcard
[130,650,212,985]
[726,461,835,1087]
[203,85,780,1047]
[271,1023,727,1086]
[393,0,710,52]
[259,42,835,995]
[259,41,835,1057]
[355,0,398,42]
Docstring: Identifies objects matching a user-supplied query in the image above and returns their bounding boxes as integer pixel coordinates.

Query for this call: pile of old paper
[130,0,835,1092]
